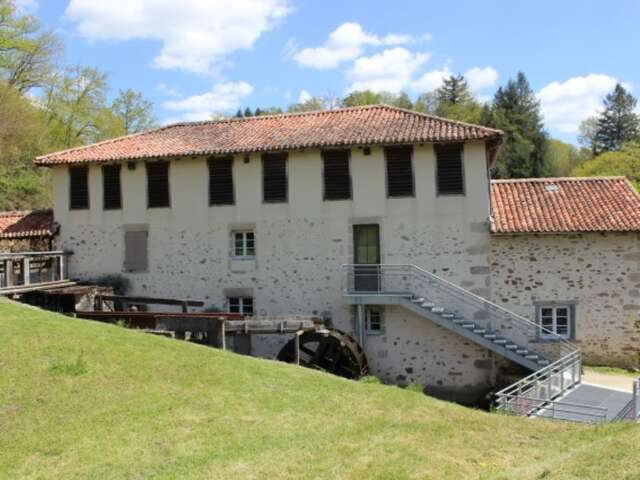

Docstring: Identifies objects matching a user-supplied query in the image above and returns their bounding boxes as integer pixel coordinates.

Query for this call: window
[102,164,122,210]
[435,143,464,195]
[124,229,148,272]
[228,297,254,315]
[262,153,287,203]
[69,165,89,210]
[209,156,234,205]
[538,305,573,339]
[232,231,255,258]
[385,146,414,197]
[146,161,170,208]
[365,306,384,335]
[322,149,351,200]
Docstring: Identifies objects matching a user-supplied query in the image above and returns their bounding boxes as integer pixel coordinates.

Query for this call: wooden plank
[0,280,76,295]
[97,294,204,308]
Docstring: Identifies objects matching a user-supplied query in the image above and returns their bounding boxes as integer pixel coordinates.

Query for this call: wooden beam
[97,294,204,308]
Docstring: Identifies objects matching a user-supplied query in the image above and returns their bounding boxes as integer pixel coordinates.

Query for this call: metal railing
[0,251,71,292]
[342,263,582,419]
[615,378,640,422]
[498,393,608,423]
[342,264,577,360]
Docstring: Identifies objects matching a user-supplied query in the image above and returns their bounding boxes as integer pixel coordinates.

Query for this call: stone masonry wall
[490,233,640,369]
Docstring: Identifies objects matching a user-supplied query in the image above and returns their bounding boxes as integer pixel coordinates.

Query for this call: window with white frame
[228,296,254,315]
[538,305,572,339]
[232,231,255,258]
[365,306,384,335]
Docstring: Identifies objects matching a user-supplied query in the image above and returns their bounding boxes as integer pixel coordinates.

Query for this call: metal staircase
[341,264,592,420]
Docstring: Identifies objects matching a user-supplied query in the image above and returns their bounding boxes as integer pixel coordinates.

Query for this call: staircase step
[431,307,445,314]
[526,354,539,360]
[421,302,435,309]
[412,297,425,304]
[441,313,454,319]
[516,349,528,355]
[505,344,518,350]
[484,333,497,340]
[537,359,550,366]
[494,338,507,345]
[462,323,475,329]
[473,328,486,334]
[453,318,466,325]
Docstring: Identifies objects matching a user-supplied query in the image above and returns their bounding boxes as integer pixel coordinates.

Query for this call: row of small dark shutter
[69,144,464,210]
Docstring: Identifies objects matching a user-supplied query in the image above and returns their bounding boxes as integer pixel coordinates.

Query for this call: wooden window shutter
[208,156,234,205]
[385,146,414,197]
[322,149,352,200]
[146,161,170,208]
[436,143,465,195]
[262,153,287,203]
[124,230,148,272]
[102,164,122,210]
[69,165,89,210]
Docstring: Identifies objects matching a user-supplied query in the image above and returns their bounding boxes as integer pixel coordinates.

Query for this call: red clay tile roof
[0,210,58,239]
[491,177,640,234]
[34,104,503,166]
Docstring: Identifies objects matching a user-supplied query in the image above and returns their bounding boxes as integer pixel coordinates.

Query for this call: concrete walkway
[582,370,637,393]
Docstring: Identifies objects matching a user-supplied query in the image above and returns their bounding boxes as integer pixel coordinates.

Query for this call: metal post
[220,321,226,350]
[356,304,365,348]
[5,260,13,287]
[59,254,65,281]
[23,257,30,286]
[634,379,639,419]
[294,330,302,365]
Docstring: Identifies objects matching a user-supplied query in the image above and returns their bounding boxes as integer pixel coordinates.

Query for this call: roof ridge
[491,176,629,184]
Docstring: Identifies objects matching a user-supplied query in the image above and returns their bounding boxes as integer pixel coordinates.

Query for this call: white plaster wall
[490,233,640,368]
[51,142,495,394]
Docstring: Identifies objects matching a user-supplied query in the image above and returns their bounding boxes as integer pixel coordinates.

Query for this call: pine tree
[254,107,262,116]
[594,83,639,152]
[486,72,549,178]
[234,109,243,118]
[430,75,482,123]
[435,75,474,105]
[243,107,253,117]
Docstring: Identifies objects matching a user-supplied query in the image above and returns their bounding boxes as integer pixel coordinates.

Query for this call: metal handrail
[342,264,578,357]
[0,251,70,292]
[498,393,608,423]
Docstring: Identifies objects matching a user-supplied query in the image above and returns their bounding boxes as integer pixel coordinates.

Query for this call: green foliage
[546,139,586,177]
[573,142,640,190]
[341,90,413,109]
[405,381,424,393]
[243,107,253,117]
[111,89,156,134]
[485,72,550,178]
[358,374,382,384]
[0,162,50,210]
[49,351,88,376]
[287,96,325,113]
[594,83,640,153]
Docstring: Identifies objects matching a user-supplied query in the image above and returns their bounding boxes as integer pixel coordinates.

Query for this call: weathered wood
[0,280,76,295]
[96,294,204,312]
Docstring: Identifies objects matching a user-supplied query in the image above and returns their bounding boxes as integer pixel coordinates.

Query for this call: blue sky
[20,0,640,143]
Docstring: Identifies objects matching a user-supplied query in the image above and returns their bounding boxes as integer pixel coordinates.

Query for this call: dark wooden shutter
[385,146,414,197]
[322,149,351,200]
[262,153,287,203]
[69,165,89,210]
[102,164,122,210]
[436,143,464,195]
[208,156,234,205]
[124,230,148,272]
[146,161,170,208]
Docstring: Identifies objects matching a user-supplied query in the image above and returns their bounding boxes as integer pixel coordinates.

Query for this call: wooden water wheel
[277,329,368,379]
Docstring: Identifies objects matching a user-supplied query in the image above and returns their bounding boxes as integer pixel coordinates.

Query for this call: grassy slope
[1,299,638,480]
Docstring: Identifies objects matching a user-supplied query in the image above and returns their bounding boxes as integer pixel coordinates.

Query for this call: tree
[413,92,437,114]
[111,89,155,134]
[431,75,482,124]
[485,72,550,178]
[594,83,639,152]
[254,107,262,116]
[573,142,640,190]
[435,75,474,105]
[256,106,283,116]
[546,139,584,177]
[42,65,111,149]
[243,107,253,117]
[287,97,325,113]
[342,90,381,107]
[0,1,62,94]
[234,109,243,118]
[577,116,598,157]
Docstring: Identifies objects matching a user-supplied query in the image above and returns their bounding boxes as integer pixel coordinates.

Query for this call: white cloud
[156,82,183,98]
[537,74,620,134]
[163,81,253,121]
[410,66,451,92]
[65,0,290,74]
[347,48,429,93]
[465,66,498,92]
[293,22,420,70]
[298,89,312,103]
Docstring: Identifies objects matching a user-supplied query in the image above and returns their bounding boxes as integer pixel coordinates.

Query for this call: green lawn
[1,298,638,480]
[585,365,640,379]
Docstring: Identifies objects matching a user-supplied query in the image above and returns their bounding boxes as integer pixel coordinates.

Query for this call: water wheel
[277,329,368,379]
